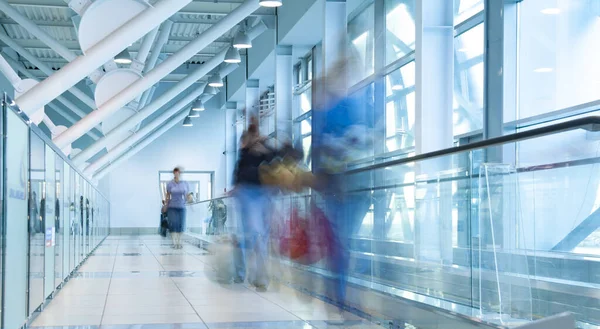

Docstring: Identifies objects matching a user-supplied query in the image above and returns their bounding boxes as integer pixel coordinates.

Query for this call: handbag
[277,204,332,265]
[259,157,315,192]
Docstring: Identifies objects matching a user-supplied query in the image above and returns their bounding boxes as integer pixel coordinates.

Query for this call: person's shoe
[255,285,267,292]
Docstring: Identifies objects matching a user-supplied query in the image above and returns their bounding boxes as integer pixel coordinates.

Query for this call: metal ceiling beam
[6,0,275,17]
[24,69,205,83]
[0,18,73,27]
[179,1,274,16]
[7,39,228,54]
[6,0,66,8]
[15,0,193,117]
[75,21,266,165]
[53,0,260,149]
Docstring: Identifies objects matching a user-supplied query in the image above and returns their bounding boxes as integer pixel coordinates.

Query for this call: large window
[517,0,600,121]
[455,0,484,24]
[293,53,313,169]
[386,0,415,65]
[348,2,375,86]
[385,61,416,152]
[454,23,484,136]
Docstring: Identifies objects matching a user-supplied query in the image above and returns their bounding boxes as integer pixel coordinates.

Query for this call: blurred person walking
[166,167,190,249]
[312,54,374,315]
[233,116,298,291]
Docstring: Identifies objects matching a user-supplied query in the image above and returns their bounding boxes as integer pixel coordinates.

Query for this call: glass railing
[185,117,600,328]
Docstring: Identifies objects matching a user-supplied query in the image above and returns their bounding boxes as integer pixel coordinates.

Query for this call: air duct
[14,0,192,121]
[71,21,267,165]
[53,0,261,149]
[0,30,97,109]
[84,63,239,175]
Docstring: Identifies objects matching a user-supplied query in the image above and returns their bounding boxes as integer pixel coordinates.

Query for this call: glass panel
[348,3,375,86]
[517,0,600,122]
[55,155,63,287]
[299,89,312,116]
[75,174,82,265]
[63,162,71,279]
[385,0,416,65]
[302,135,312,169]
[454,23,484,136]
[4,109,30,329]
[43,144,55,298]
[385,61,416,152]
[28,133,45,315]
[455,0,484,25]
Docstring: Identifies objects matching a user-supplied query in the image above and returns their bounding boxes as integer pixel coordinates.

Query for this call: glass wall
[1,96,110,329]
[348,2,375,86]
[516,0,600,121]
[293,51,313,169]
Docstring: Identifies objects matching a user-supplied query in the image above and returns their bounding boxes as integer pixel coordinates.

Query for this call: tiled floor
[31,235,384,329]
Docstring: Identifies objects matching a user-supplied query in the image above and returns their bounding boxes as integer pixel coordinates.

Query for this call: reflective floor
[31,235,384,329]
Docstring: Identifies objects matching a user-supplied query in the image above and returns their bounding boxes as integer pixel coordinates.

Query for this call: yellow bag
[259,157,314,192]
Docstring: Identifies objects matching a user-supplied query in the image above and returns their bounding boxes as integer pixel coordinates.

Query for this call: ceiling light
[188,108,200,118]
[259,0,282,7]
[208,73,224,87]
[233,30,252,49]
[192,99,205,111]
[534,67,554,73]
[541,8,560,15]
[114,49,132,64]
[203,85,219,95]
[183,117,193,127]
[224,47,241,63]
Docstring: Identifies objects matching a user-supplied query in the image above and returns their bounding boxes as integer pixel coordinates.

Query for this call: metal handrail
[346,116,600,175]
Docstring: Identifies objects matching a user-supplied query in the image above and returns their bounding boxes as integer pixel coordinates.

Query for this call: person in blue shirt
[166,167,190,249]
[312,57,374,314]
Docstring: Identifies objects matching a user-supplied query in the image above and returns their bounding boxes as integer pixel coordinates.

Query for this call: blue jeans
[322,175,371,305]
[233,185,270,286]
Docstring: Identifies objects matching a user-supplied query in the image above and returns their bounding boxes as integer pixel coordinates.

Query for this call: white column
[414,0,454,264]
[245,79,260,126]
[275,45,292,142]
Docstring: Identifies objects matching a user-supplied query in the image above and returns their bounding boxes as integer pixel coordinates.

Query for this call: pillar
[275,45,293,143]
[225,101,237,192]
[245,79,260,127]
[414,0,454,264]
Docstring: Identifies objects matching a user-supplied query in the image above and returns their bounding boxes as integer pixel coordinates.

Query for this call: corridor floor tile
[30,236,381,329]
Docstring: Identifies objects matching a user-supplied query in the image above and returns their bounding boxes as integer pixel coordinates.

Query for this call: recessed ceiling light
[259,0,282,7]
[534,67,554,73]
[541,8,560,15]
